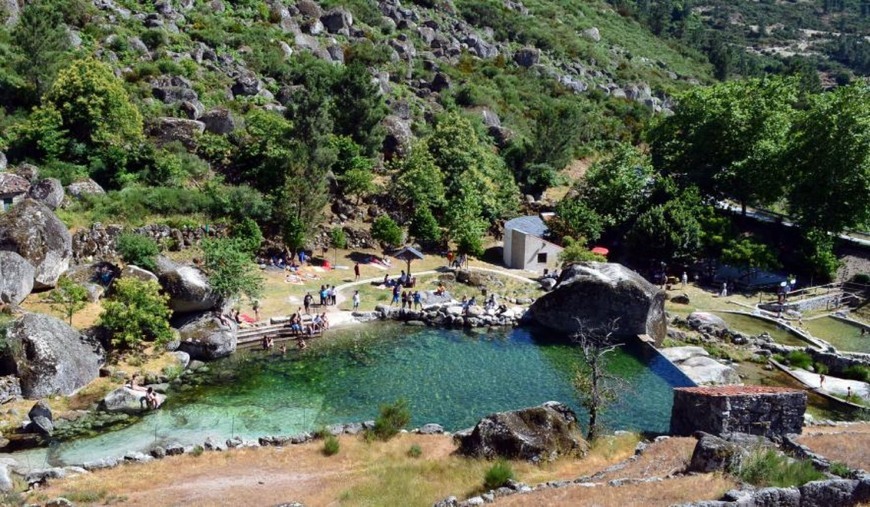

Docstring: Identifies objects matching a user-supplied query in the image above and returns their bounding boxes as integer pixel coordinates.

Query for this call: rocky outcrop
[0,375,21,404]
[158,264,220,313]
[670,386,806,440]
[26,400,54,436]
[100,387,165,414]
[200,108,238,135]
[0,251,35,305]
[65,179,105,199]
[529,262,666,344]
[513,47,540,67]
[687,312,727,332]
[660,346,740,385]
[0,199,72,289]
[121,265,158,283]
[150,117,205,149]
[2,313,104,398]
[320,7,352,34]
[687,432,775,473]
[175,312,238,360]
[455,402,587,462]
[27,178,65,210]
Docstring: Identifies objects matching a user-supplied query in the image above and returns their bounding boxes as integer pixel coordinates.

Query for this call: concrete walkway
[788,369,870,402]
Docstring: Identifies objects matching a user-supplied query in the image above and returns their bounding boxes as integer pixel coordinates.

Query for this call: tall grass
[734,449,824,488]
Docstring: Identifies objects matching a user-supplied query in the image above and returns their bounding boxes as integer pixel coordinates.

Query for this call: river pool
[11,323,693,468]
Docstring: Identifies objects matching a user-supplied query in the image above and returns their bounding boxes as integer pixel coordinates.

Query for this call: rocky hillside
[0,0,720,253]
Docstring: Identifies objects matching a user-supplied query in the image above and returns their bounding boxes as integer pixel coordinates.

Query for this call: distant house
[0,173,30,212]
[502,215,563,272]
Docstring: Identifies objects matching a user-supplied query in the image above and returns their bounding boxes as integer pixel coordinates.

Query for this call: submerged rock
[456,401,587,461]
[529,262,666,344]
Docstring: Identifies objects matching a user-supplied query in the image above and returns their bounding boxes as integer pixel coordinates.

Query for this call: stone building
[670,386,806,439]
[502,215,563,273]
[0,173,30,212]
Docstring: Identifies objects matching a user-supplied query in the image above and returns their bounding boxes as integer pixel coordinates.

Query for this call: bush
[372,398,411,441]
[842,365,870,383]
[813,362,829,375]
[786,350,813,370]
[371,216,404,248]
[230,218,264,256]
[323,434,340,456]
[190,445,204,457]
[830,461,851,477]
[116,233,159,272]
[407,443,422,458]
[201,238,264,304]
[99,278,173,349]
[484,459,515,490]
[735,449,824,487]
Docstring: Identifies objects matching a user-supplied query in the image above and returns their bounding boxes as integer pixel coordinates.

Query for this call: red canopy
[591,246,609,255]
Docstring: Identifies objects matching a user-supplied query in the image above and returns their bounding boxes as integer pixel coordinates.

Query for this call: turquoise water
[15,324,692,468]
[804,317,870,354]
[713,312,809,347]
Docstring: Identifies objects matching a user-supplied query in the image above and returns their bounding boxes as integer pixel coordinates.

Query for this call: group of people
[382,270,415,288]
[125,375,160,410]
[446,252,468,269]
[390,285,423,309]
[303,286,338,313]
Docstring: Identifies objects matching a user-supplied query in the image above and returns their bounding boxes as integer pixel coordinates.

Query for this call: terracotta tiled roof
[0,173,30,194]
[675,386,804,397]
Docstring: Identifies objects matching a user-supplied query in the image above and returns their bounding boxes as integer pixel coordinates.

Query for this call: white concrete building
[502,215,563,272]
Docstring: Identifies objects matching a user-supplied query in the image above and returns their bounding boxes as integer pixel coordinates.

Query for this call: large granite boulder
[150,117,205,149]
[122,265,158,283]
[455,402,587,462]
[100,387,165,414]
[320,7,352,33]
[687,311,727,332]
[0,199,72,289]
[175,312,238,360]
[529,262,666,344]
[27,178,65,210]
[688,432,752,473]
[200,107,238,135]
[65,179,105,199]
[2,313,104,398]
[660,346,740,385]
[158,264,220,313]
[0,251,35,305]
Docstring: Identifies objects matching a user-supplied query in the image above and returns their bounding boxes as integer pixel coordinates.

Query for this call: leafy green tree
[47,276,88,325]
[230,218,264,256]
[41,58,144,159]
[581,144,653,229]
[282,214,307,253]
[116,233,159,272]
[559,237,607,265]
[409,206,442,246]
[11,0,74,98]
[329,227,347,265]
[331,62,387,156]
[650,77,797,214]
[99,278,173,349]
[550,198,604,244]
[393,142,446,212]
[201,238,264,304]
[722,237,780,275]
[371,216,404,248]
[626,186,705,263]
[787,85,870,234]
[340,166,376,204]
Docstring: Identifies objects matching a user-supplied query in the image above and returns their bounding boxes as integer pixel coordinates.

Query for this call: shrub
[371,216,404,248]
[484,459,515,490]
[201,238,264,304]
[786,350,813,370]
[735,449,824,487]
[190,445,204,457]
[323,434,340,456]
[99,278,173,349]
[116,233,159,272]
[230,218,264,256]
[330,227,347,250]
[813,362,829,375]
[46,276,88,325]
[842,365,870,383]
[830,461,851,477]
[372,398,411,441]
[407,443,422,458]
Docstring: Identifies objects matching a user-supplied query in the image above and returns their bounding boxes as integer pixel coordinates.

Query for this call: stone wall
[670,386,806,439]
[759,292,845,313]
[72,223,228,261]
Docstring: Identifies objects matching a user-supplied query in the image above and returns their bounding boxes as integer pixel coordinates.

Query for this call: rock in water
[0,251,35,305]
[529,262,666,344]
[456,402,587,461]
[100,387,165,414]
[0,199,72,289]
[3,313,104,398]
[158,265,220,313]
[175,312,238,360]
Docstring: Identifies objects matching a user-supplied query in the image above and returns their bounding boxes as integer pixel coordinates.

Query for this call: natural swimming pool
[14,323,693,468]
[803,317,870,354]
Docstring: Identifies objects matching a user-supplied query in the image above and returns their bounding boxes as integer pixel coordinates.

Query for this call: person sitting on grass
[320,312,330,330]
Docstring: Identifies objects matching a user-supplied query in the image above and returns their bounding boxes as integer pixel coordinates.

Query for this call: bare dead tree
[571,318,626,441]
